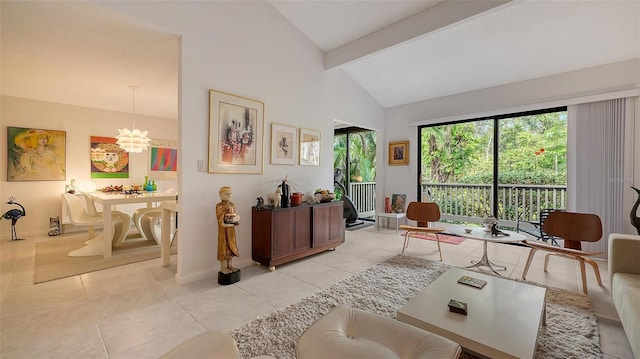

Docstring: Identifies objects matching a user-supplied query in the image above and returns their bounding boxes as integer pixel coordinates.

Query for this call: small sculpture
[65,179,76,194]
[631,186,640,235]
[2,197,26,241]
[267,187,282,208]
[216,187,240,277]
[256,197,264,210]
[48,216,61,236]
[490,224,509,237]
[384,197,392,213]
[482,215,498,232]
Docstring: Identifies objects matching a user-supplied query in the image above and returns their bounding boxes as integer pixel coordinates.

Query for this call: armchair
[516,208,564,246]
[521,211,603,294]
[398,202,447,261]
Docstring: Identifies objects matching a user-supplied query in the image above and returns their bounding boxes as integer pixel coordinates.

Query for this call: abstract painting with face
[90,136,129,178]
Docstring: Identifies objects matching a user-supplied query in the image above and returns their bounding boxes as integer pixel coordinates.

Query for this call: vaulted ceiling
[2,1,638,120]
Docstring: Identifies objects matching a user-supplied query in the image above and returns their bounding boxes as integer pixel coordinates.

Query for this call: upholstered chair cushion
[297,305,461,359]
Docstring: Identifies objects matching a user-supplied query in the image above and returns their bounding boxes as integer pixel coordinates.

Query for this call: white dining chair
[62,193,131,256]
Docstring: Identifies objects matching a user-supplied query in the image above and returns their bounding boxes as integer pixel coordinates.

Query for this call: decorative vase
[290,192,303,205]
[280,181,290,208]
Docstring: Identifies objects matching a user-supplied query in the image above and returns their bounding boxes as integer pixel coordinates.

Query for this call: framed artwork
[7,127,66,181]
[90,136,129,178]
[299,128,320,166]
[149,139,178,179]
[270,123,297,165]
[388,141,409,166]
[209,89,264,174]
[391,193,407,213]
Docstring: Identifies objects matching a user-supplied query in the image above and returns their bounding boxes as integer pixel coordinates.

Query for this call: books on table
[457,275,487,289]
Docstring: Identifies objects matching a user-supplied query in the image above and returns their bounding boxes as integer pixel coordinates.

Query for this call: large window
[418,107,567,227]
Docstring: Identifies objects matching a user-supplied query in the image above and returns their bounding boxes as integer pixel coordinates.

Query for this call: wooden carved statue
[216,186,240,274]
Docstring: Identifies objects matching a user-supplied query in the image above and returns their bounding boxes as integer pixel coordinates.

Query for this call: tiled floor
[0,224,634,358]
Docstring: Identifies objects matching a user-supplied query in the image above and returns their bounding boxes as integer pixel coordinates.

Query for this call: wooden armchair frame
[521,211,603,294]
[399,202,446,261]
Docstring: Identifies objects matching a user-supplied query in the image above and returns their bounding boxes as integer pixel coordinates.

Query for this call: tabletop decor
[209,89,264,174]
[388,140,409,166]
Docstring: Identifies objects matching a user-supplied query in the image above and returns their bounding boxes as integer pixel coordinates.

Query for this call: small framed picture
[388,141,409,166]
[299,128,320,166]
[391,193,406,213]
[270,123,297,165]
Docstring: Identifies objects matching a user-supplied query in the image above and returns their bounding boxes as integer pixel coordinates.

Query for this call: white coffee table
[376,212,406,233]
[397,267,546,359]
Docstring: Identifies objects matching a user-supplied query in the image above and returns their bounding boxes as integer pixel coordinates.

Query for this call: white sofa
[608,233,640,359]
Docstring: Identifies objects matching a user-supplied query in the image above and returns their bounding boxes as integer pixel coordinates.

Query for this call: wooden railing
[345,182,567,227]
[423,183,567,227]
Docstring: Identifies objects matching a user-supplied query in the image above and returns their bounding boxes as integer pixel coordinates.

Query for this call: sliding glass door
[418,107,567,228]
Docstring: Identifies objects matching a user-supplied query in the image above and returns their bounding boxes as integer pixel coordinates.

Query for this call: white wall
[384,59,639,232]
[97,1,385,283]
[0,96,178,238]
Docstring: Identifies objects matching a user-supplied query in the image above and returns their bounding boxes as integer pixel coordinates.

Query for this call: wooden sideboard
[252,201,344,270]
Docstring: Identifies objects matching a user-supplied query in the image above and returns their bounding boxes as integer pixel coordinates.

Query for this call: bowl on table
[321,193,336,202]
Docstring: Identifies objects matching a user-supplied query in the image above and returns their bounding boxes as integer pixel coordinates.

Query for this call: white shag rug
[229,255,601,359]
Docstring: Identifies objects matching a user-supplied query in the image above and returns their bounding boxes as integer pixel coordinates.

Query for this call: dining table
[89,191,177,258]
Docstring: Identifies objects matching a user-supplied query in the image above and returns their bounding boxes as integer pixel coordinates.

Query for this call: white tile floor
[0,224,634,358]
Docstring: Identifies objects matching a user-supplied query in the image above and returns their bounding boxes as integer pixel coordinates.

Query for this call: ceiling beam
[324,0,511,70]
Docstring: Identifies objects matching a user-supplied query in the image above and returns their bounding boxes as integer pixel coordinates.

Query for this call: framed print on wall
[270,123,297,165]
[7,127,66,181]
[388,141,409,166]
[90,136,129,179]
[149,139,178,180]
[209,89,264,174]
[299,128,320,166]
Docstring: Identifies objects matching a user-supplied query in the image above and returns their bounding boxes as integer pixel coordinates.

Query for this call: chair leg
[522,248,538,280]
[434,233,443,261]
[402,233,410,255]
[584,257,603,286]
[543,253,553,272]
[578,258,588,294]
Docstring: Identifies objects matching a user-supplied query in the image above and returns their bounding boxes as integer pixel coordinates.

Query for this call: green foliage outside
[333,130,377,199]
[421,112,567,185]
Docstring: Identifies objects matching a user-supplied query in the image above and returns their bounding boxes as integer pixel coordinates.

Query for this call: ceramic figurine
[490,224,509,237]
[256,197,264,210]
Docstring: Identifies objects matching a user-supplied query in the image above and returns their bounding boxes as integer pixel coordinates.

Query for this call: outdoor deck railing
[423,183,567,228]
[346,182,567,227]
[348,182,376,219]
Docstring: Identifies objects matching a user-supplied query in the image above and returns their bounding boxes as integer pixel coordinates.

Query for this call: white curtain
[568,97,636,259]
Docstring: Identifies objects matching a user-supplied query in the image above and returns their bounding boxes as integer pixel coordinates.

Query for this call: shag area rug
[229,255,600,359]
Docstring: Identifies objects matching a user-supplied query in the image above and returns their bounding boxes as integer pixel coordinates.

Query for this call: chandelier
[116,86,151,153]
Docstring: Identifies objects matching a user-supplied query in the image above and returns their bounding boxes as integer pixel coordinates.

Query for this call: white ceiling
[2,1,639,120]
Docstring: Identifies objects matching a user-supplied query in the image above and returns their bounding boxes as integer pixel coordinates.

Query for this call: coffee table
[448,227,526,275]
[397,267,546,359]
